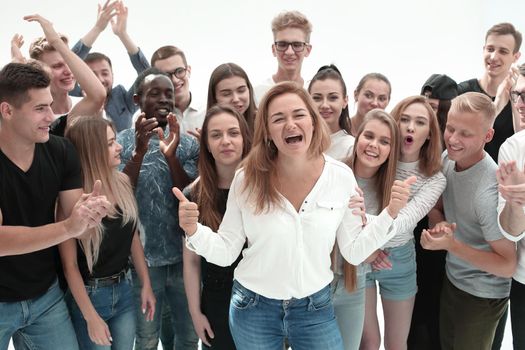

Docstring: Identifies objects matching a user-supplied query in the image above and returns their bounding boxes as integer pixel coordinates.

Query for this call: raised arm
[10,34,26,63]
[24,14,106,124]
[77,0,118,53]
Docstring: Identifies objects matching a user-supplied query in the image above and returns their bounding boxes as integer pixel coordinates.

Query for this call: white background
[2,0,523,348]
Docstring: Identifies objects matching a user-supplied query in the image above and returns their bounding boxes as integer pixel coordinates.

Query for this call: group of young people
[1,2,525,350]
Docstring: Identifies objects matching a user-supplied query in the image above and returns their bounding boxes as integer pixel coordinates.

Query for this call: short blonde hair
[29,35,69,60]
[271,11,312,42]
[450,92,496,127]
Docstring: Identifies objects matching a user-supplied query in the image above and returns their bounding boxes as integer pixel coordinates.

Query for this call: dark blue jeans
[229,281,343,350]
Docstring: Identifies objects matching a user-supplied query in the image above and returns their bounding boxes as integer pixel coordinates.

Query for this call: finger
[404,175,418,186]
[156,127,164,140]
[172,187,189,203]
[91,180,102,197]
[355,186,364,198]
[105,327,113,343]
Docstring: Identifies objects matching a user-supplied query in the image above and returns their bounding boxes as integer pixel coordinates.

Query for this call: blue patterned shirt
[118,129,199,266]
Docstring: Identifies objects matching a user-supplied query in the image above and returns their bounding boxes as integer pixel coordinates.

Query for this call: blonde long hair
[66,117,139,273]
[241,81,330,213]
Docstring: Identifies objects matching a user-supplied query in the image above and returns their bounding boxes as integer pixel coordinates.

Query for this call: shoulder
[500,130,525,160]
[457,78,480,94]
[324,155,356,183]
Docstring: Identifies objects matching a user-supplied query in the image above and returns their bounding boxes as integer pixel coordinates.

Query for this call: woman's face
[215,76,250,115]
[354,79,390,117]
[398,102,431,162]
[310,78,348,133]
[354,119,392,177]
[206,112,244,167]
[107,126,122,168]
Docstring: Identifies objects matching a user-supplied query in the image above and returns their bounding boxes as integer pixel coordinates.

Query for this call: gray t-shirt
[442,151,511,298]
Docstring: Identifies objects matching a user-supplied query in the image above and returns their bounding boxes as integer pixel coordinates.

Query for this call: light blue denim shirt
[118,128,199,266]
[71,40,150,131]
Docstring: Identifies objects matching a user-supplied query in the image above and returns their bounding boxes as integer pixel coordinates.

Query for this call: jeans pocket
[309,286,332,311]
[230,283,257,310]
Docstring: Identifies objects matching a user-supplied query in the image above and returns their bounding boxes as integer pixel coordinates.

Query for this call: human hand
[134,113,159,155]
[497,161,525,205]
[190,311,215,347]
[370,249,392,270]
[349,186,366,226]
[140,284,156,322]
[386,176,417,218]
[11,34,26,63]
[65,180,111,237]
[94,0,119,32]
[23,14,62,47]
[86,313,112,346]
[172,187,199,235]
[187,128,202,141]
[158,113,180,157]
[110,1,128,37]
[420,222,457,251]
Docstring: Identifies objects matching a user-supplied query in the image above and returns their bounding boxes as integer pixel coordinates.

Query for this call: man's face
[272,28,311,73]
[513,75,525,129]
[39,51,76,94]
[1,87,55,144]
[86,59,114,96]
[153,54,190,105]
[444,109,493,170]
[137,75,175,128]
[483,34,520,78]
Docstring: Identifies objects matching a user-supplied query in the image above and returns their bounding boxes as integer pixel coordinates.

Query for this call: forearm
[130,233,151,288]
[449,239,516,278]
[166,154,191,190]
[183,245,203,316]
[500,202,525,236]
[80,26,103,48]
[63,261,100,322]
[117,32,138,55]
[122,150,145,188]
[0,222,70,256]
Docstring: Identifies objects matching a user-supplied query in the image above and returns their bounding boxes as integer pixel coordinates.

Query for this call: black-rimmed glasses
[166,67,187,79]
[274,41,309,52]
[510,90,525,103]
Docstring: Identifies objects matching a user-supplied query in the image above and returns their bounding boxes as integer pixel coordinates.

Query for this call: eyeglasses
[166,67,187,79]
[510,90,525,103]
[274,41,309,52]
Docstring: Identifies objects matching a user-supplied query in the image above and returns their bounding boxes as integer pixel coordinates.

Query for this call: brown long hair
[190,105,252,231]
[241,81,330,214]
[66,117,138,272]
[206,63,257,133]
[341,110,400,291]
[390,96,442,177]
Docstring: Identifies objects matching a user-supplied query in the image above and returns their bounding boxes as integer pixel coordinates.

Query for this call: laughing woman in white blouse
[174,81,412,350]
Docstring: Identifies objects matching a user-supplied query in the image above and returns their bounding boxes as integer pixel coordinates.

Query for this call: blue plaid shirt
[118,129,199,266]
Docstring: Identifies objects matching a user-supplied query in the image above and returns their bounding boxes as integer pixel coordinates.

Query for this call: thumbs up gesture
[387,176,417,219]
[172,187,199,236]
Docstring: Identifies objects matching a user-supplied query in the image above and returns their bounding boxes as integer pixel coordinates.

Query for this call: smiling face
[354,118,392,177]
[267,92,313,159]
[398,102,431,162]
[444,109,493,170]
[215,76,250,115]
[106,125,122,168]
[137,75,175,128]
[153,54,190,104]
[355,79,390,117]
[483,34,520,78]
[2,87,55,144]
[206,112,244,168]
[309,78,348,133]
[87,59,114,96]
[272,28,311,74]
[39,51,76,94]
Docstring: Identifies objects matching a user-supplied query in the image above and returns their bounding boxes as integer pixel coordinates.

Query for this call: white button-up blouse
[186,156,395,299]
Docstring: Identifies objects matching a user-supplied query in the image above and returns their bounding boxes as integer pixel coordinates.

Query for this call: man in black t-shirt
[0,61,110,348]
[457,22,522,162]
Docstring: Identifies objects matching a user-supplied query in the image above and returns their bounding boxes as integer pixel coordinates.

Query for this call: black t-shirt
[457,78,513,162]
[50,114,68,137]
[0,135,82,301]
[77,211,136,279]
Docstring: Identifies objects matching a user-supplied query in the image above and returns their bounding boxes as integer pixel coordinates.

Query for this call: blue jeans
[132,263,198,350]
[0,279,78,350]
[332,274,366,350]
[65,276,136,350]
[229,281,343,350]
